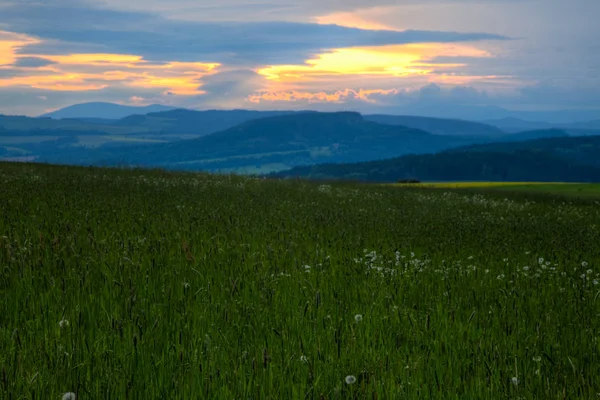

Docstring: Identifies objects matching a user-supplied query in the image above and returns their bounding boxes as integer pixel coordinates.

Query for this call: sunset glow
[0,0,596,116]
[0,44,221,95]
[257,43,491,82]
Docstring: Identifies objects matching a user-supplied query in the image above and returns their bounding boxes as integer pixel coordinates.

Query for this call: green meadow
[1,163,599,399]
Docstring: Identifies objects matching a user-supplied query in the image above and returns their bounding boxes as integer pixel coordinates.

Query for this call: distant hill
[41,102,176,119]
[566,120,600,131]
[485,118,600,134]
[365,115,505,137]
[447,134,600,167]
[39,112,493,172]
[117,109,299,135]
[483,118,556,133]
[273,135,600,182]
[494,129,569,142]
[0,109,305,160]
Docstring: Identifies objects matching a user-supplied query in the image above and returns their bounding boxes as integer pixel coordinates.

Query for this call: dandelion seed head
[354,314,363,323]
[62,393,76,400]
[345,375,357,384]
[511,377,519,386]
[59,319,69,329]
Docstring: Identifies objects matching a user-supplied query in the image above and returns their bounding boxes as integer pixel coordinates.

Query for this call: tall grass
[1,163,599,399]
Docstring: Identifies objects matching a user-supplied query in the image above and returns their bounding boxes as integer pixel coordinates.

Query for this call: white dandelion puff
[511,377,519,386]
[345,375,357,384]
[59,319,69,329]
[354,314,363,323]
[582,261,589,267]
[62,393,76,400]
[497,274,505,280]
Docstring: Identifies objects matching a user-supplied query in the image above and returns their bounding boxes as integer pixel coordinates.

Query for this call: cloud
[0,1,509,66]
[0,53,220,94]
[0,0,598,116]
[256,43,492,83]
[95,0,539,23]
[13,57,55,67]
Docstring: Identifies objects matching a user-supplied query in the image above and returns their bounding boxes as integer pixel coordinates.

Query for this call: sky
[0,0,599,118]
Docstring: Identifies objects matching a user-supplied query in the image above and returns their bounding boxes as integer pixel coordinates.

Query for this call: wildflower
[582,261,589,267]
[581,274,586,279]
[511,377,519,386]
[538,258,544,265]
[523,266,530,271]
[62,393,76,400]
[354,314,363,323]
[59,319,69,329]
[345,375,357,384]
[594,280,599,285]
[485,269,490,274]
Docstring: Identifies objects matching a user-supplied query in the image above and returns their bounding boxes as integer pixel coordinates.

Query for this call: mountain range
[33,102,600,125]
[37,112,495,172]
[1,103,599,181]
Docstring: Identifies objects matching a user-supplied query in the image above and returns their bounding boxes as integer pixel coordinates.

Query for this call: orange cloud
[0,74,108,91]
[0,31,220,95]
[0,31,40,65]
[314,11,397,31]
[0,57,219,94]
[248,88,402,104]
[250,42,505,104]
[257,43,491,82]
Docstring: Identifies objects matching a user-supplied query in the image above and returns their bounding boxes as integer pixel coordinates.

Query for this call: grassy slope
[394,182,600,199]
[1,163,600,398]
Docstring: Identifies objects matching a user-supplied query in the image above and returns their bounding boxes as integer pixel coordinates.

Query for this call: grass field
[1,163,600,398]
[394,182,600,199]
